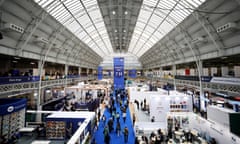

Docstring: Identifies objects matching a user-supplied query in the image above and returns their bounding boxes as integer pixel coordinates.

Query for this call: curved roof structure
[33,0,206,68]
[0,0,239,70]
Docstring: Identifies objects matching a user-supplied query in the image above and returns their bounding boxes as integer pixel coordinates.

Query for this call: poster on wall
[114,57,124,89]
[149,95,170,122]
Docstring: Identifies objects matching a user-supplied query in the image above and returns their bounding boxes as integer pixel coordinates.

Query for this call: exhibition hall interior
[0,0,240,144]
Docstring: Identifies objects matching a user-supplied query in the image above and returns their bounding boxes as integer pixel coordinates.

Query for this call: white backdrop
[149,95,170,122]
[189,113,240,144]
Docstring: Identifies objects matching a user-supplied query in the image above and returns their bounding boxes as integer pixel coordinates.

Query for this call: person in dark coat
[123,126,129,143]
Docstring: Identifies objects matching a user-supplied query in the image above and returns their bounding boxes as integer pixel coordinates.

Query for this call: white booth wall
[189,113,240,144]
[129,87,193,122]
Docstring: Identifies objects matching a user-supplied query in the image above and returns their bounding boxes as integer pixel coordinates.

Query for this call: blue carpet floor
[94,101,135,144]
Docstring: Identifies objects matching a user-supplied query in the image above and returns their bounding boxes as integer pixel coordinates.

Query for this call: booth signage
[0,76,40,85]
[108,70,111,77]
[97,66,103,80]
[128,69,136,78]
[0,98,27,115]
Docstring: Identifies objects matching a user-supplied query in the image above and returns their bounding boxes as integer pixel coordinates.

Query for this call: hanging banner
[97,66,103,80]
[114,57,124,89]
[128,69,136,78]
[108,70,111,77]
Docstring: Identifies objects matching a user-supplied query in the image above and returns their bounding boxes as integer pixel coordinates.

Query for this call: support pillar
[86,68,89,76]
[172,64,177,91]
[36,60,43,122]
[198,60,205,111]
[78,67,81,76]
[65,64,68,86]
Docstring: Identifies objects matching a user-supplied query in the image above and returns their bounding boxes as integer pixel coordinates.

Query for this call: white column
[172,65,177,90]
[36,60,43,122]
[159,67,162,78]
[86,68,89,76]
[65,64,68,86]
[198,60,205,111]
[78,67,81,76]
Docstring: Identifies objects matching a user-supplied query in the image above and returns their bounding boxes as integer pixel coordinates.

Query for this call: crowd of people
[93,89,131,144]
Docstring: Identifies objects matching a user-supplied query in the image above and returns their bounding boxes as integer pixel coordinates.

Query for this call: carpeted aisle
[94,99,135,144]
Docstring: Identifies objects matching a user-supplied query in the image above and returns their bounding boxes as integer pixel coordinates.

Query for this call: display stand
[65,84,109,102]
[45,112,95,140]
[0,98,27,142]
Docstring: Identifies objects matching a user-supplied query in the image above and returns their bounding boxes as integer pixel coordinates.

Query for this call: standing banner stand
[113,57,124,90]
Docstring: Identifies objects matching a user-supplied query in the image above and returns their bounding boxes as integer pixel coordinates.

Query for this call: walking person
[116,121,121,137]
[116,112,120,123]
[132,113,136,127]
[103,126,110,144]
[123,126,129,143]
[102,114,106,127]
[107,118,114,133]
[97,108,101,122]
[122,106,127,123]
[123,111,126,123]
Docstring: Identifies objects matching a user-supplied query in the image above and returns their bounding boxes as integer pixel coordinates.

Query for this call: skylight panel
[129,0,206,57]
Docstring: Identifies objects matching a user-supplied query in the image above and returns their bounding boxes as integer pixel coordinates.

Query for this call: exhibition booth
[135,111,240,144]
[0,98,27,143]
[46,111,95,141]
[129,85,240,144]
[64,83,110,111]
[128,86,193,122]
[25,110,96,144]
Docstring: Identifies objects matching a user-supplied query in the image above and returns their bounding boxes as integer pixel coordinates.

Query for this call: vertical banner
[108,70,111,77]
[114,57,124,90]
[128,69,136,78]
[98,66,102,80]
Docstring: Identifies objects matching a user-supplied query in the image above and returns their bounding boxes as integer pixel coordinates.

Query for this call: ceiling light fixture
[123,29,126,33]
[115,29,117,32]
[124,11,128,15]
[112,11,116,15]
[30,62,35,65]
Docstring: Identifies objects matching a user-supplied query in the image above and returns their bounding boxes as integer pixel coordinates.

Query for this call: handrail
[147,76,240,94]
[0,76,97,96]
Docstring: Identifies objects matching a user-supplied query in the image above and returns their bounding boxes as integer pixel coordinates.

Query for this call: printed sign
[114,57,124,89]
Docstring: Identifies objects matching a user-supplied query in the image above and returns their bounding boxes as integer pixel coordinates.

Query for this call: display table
[19,127,36,132]
[19,127,36,136]
[31,140,51,144]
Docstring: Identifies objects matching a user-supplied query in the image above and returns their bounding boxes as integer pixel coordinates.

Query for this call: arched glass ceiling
[34,0,206,60]
[129,0,206,57]
[34,0,113,57]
